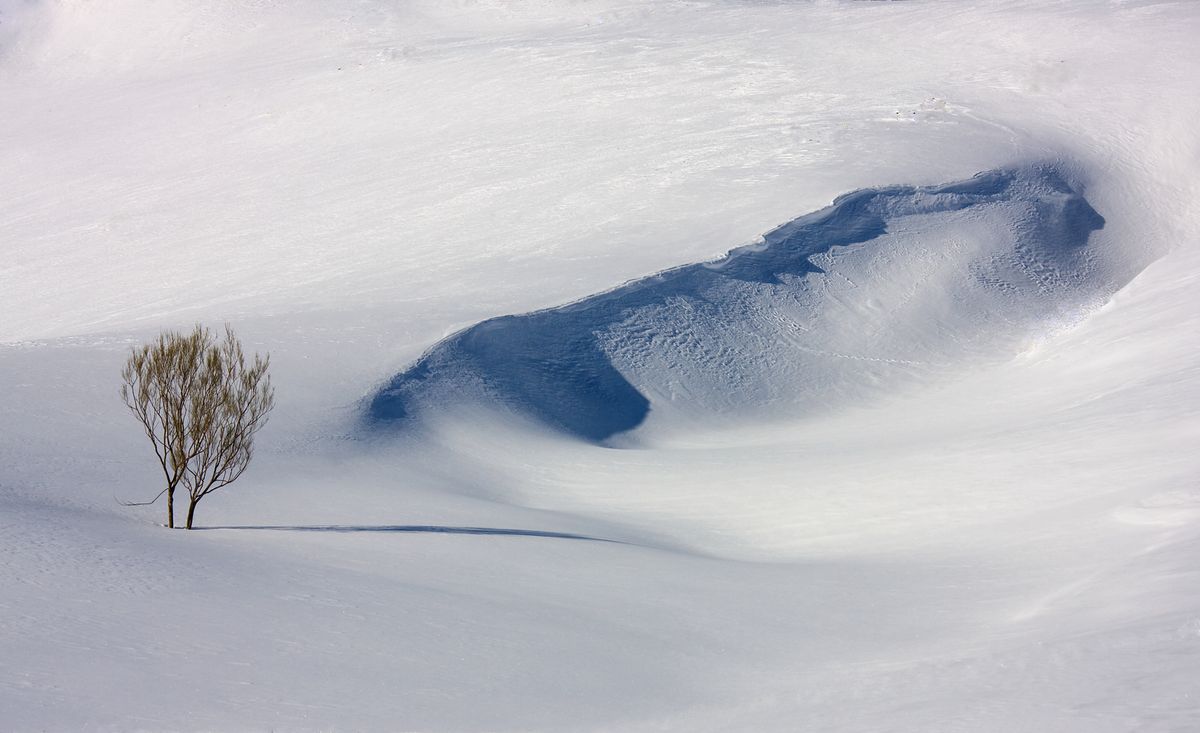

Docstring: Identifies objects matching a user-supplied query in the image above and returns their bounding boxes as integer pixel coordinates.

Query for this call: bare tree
[121,324,275,529]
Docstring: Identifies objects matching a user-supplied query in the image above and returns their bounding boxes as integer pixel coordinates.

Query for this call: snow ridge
[369,164,1109,442]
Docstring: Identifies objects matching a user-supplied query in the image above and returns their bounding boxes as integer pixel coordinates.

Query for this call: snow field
[2,1,1200,730]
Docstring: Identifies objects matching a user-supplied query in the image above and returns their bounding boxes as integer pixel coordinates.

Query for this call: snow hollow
[370,165,1113,442]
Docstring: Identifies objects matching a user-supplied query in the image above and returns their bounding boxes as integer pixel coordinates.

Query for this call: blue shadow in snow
[367,166,1103,442]
[198,525,621,543]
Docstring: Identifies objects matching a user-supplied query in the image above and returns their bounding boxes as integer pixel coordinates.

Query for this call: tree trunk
[185,497,198,530]
[166,488,175,529]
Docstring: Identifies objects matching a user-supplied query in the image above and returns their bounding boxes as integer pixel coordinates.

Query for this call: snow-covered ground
[2,0,1199,730]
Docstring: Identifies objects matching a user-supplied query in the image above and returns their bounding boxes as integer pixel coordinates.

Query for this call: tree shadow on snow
[197,524,623,543]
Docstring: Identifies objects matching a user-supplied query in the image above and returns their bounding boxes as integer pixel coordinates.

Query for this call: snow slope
[369,165,1119,442]
[2,0,1199,730]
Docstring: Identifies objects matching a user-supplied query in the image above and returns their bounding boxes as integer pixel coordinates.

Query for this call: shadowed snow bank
[369,165,1112,442]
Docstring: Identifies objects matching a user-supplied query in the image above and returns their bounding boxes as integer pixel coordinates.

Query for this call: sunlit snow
[2,1,1198,730]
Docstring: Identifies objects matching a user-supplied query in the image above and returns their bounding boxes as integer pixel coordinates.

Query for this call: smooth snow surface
[2,1,1200,731]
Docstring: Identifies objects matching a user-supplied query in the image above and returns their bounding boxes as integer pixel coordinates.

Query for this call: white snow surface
[2,0,1200,730]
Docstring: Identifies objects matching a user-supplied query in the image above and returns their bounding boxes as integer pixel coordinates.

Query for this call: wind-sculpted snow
[369,166,1109,442]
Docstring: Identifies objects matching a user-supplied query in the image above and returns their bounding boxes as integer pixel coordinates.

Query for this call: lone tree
[120,324,275,529]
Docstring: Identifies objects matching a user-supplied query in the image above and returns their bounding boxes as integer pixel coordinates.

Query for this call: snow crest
[369,165,1111,442]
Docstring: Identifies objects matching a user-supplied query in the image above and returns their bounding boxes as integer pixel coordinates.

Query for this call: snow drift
[369,165,1110,441]
[5,0,1200,730]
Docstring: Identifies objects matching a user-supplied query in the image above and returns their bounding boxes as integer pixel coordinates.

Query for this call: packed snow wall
[369,165,1117,442]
